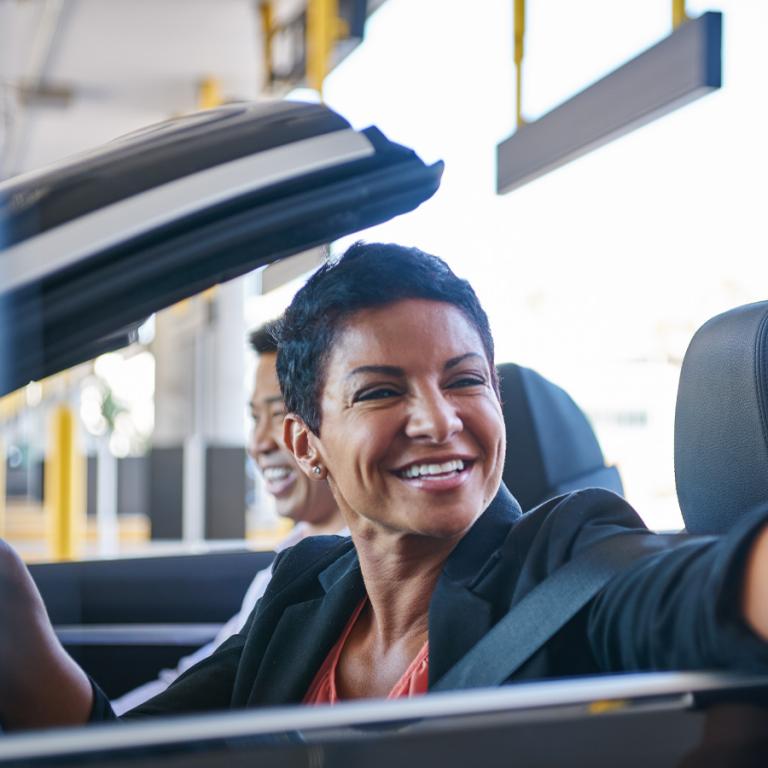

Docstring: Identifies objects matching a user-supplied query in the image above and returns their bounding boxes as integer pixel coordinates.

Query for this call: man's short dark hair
[248,322,278,355]
[276,242,497,434]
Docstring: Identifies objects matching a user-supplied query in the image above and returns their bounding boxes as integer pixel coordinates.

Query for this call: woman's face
[303,298,506,540]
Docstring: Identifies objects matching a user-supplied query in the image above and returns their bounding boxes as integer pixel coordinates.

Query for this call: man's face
[248,352,336,524]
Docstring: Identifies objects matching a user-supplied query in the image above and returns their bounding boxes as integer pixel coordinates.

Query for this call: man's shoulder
[268,533,354,590]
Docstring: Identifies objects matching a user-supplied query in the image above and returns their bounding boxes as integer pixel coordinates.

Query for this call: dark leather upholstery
[29,550,275,698]
[498,363,623,511]
[674,300,768,534]
[25,365,621,695]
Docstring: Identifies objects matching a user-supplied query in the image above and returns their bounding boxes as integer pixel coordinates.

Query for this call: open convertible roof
[0,100,442,396]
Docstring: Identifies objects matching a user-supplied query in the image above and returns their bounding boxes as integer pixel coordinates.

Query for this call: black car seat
[498,362,623,511]
[675,300,768,534]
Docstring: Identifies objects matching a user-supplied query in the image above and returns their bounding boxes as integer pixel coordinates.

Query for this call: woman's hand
[0,540,92,730]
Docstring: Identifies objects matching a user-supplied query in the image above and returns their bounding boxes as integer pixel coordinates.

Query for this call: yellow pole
[514,0,526,128]
[45,406,85,560]
[198,77,223,110]
[0,435,6,539]
[306,0,341,97]
[672,0,689,29]
[260,1,275,90]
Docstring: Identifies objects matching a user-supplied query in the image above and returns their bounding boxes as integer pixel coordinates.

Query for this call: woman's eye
[354,386,400,403]
[447,375,486,389]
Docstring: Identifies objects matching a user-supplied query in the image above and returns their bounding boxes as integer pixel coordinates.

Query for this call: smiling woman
[288,299,505,541]
[5,243,768,729]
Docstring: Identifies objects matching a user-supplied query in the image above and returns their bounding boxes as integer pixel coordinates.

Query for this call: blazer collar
[311,485,521,596]
[246,543,364,707]
[247,485,521,702]
[442,483,522,586]
[429,484,522,685]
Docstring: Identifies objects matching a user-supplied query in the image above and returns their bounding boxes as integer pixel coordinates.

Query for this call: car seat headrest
[498,362,623,511]
[674,300,768,534]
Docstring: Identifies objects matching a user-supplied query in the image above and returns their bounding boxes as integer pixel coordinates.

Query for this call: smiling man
[111,324,346,714]
[250,326,343,532]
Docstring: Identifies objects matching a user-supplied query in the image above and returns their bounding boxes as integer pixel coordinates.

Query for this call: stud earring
[312,465,322,476]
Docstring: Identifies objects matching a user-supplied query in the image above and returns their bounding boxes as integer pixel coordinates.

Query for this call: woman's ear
[283,414,324,479]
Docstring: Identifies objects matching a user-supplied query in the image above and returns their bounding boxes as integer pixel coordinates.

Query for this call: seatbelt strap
[432,532,675,691]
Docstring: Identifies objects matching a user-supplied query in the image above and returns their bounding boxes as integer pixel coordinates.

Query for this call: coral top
[304,599,430,704]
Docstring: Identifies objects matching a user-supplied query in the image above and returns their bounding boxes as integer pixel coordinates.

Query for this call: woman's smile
[391,456,476,492]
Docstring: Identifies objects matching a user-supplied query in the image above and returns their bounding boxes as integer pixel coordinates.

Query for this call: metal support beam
[514,0,526,128]
[673,0,689,29]
[306,0,342,95]
[496,11,722,195]
[259,1,275,89]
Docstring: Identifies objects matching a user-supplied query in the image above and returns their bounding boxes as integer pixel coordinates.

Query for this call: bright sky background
[316,0,768,528]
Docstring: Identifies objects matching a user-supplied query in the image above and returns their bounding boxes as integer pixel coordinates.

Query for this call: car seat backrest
[675,300,768,534]
[498,362,623,511]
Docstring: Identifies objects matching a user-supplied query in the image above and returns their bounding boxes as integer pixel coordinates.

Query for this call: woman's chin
[396,507,482,541]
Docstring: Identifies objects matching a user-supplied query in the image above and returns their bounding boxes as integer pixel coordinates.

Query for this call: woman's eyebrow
[345,355,484,380]
[346,365,403,379]
[444,352,485,369]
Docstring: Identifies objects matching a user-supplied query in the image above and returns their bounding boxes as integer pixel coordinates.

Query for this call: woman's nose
[404,390,463,443]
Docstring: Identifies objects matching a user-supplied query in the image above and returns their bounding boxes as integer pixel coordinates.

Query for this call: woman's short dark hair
[275,242,497,435]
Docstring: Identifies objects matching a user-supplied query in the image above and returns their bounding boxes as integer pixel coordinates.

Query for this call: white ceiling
[1,0,265,176]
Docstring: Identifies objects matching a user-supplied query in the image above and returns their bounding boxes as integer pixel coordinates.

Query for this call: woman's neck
[350,525,460,647]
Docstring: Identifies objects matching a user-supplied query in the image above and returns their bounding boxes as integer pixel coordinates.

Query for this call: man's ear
[283,413,322,478]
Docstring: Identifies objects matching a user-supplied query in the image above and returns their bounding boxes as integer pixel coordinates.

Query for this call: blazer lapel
[429,485,522,686]
[245,548,366,707]
[237,484,522,703]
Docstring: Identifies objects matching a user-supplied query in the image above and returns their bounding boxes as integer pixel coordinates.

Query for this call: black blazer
[103,485,768,720]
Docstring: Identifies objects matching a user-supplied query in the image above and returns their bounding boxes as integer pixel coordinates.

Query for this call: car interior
[27,361,620,700]
[2,299,765,766]
[0,55,767,768]
[4,146,768,757]
[674,299,768,536]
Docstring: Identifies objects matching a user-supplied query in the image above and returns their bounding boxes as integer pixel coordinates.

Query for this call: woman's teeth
[399,459,465,479]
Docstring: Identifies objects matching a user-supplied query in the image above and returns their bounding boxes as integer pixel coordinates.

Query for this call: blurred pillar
[45,405,86,560]
[151,279,247,541]
[197,76,223,110]
[96,437,118,555]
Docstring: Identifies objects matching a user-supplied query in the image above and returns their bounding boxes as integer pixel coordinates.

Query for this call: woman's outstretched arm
[742,524,768,642]
[0,540,93,730]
